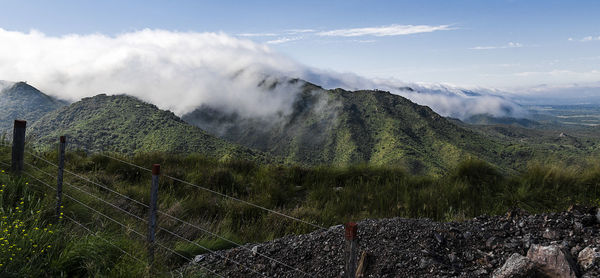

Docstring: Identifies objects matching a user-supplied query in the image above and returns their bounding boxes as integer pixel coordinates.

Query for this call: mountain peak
[0,81,67,131]
[28,93,272,162]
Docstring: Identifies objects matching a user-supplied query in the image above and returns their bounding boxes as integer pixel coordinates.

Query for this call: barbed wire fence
[0,120,362,277]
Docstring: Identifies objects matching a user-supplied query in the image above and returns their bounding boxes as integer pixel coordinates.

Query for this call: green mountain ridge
[183,83,519,174]
[28,94,272,162]
[0,81,67,132]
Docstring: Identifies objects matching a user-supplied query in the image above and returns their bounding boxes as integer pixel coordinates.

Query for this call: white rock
[193,254,205,263]
[527,244,578,278]
[492,253,536,278]
[578,246,600,271]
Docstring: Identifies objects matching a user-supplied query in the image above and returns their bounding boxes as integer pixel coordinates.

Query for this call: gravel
[183,206,600,277]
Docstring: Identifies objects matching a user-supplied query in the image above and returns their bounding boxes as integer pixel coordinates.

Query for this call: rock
[581,215,595,227]
[193,254,205,263]
[486,236,500,249]
[419,258,433,269]
[474,268,488,275]
[448,253,458,263]
[492,253,536,278]
[185,208,600,277]
[527,244,578,278]
[578,246,600,271]
[433,231,445,244]
[543,229,558,239]
[463,231,472,239]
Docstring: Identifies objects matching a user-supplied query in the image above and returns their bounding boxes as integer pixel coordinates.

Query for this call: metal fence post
[11,120,26,173]
[148,164,160,265]
[56,136,66,220]
[344,222,358,278]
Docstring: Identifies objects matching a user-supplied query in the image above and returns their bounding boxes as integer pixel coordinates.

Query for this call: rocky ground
[184,206,600,277]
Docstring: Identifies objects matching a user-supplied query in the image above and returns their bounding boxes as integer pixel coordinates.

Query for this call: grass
[2,143,600,276]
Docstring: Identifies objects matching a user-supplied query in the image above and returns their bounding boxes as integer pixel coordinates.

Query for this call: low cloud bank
[0,28,305,117]
[506,82,600,105]
[300,70,526,119]
[0,28,524,120]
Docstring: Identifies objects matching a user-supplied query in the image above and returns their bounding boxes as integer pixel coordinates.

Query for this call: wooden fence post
[56,136,66,220]
[344,222,358,278]
[11,120,26,173]
[148,164,160,265]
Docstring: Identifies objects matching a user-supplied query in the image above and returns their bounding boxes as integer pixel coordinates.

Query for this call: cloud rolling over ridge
[0,28,522,120]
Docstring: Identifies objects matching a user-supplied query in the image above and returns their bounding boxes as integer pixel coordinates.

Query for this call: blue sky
[1,0,599,88]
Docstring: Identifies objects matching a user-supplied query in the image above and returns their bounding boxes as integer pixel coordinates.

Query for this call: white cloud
[470,42,523,50]
[285,29,316,34]
[568,35,600,42]
[237,32,278,37]
[266,37,301,44]
[0,28,526,121]
[317,24,454,37]
[506,81,600,105]
[514,70,600,79]
[352,39,377,43]
[0,28,305,117]
[581,36,600,42]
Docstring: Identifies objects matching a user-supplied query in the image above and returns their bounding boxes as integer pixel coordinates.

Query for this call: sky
[0,0,598,90]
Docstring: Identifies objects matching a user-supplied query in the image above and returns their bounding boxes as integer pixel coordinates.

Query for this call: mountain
[28,94,271,162]
[183,82,516,174]
[0,81,67,132]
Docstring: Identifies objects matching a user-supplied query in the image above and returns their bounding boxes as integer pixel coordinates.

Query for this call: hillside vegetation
[184,84,537,174]
[2,142,600,276]
[0,82,67,132]
[27,94,273,163]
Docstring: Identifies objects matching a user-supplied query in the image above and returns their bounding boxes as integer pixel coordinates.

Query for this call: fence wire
[62,214,146,265]
[19,160,239,277]
[3,137,327,277]
[97,151,326,231]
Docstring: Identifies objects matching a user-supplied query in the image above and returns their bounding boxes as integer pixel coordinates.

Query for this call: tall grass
[3,145,600,276]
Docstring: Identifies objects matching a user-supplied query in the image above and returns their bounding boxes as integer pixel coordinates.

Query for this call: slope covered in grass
[0,82,67,132]
[27,94,272,163]
[184,83,517,174]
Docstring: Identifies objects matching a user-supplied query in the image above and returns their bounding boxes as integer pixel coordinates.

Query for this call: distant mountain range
[2,79,596,174]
